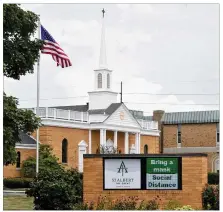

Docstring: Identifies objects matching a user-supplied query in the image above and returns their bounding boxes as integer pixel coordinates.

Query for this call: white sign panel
[147,174,178,189]
[104,159,141,189]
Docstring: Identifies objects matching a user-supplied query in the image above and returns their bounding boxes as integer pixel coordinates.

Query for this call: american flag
[41,25,72,68]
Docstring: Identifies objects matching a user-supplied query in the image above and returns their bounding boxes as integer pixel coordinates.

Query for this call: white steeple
[88,9,118,110]
[99,8,107,69]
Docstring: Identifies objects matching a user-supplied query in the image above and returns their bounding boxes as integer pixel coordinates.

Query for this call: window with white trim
[144,144,148,154]
[98,73,102,88]
[215,158,219,173]
[217,123,219,143]
[62,138,68,163]
[16,151,21,168]
[107,74,110,89]
[177,124,181,144]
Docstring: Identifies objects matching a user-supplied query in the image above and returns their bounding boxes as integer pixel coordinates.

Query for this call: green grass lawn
[3,196,33,210]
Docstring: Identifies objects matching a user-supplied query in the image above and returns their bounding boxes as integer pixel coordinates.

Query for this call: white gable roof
[103,103,140,128]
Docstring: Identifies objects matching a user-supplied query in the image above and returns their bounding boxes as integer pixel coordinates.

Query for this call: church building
[3,10,160,178]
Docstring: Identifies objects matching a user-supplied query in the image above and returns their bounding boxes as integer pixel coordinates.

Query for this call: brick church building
[4,10,219,178]
[4,11,160,178]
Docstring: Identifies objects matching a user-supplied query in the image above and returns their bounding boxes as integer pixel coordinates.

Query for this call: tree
[22,144,63,178]
[3,4,43,79]
[26,167,83,210]
[3,4,43,165]
[3,93,41,165]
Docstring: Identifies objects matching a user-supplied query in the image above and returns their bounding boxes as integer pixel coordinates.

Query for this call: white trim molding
[15,144,37,149]
[164,147,219,154]
[40,118,160,137]
[212,155,220,172]
[78,140,88,173]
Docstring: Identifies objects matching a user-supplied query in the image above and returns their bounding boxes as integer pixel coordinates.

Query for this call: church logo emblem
[120,111,124,120]
[117,161,128,176]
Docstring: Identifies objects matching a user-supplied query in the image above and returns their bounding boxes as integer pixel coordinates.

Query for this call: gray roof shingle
[143,116,153,121]
[88,103,122,115]
[88,109,105,115]
[51,104,89,112]
[105,103,122,115]
[161,110,219,124]
[19,132,36,145]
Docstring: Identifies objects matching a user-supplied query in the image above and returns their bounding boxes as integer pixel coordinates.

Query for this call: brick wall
[153,110,165,153]
[163,125,178,148]
[4,126,159,178]
[33,126,89,169]
[83,154,207,209]
[163,123,217,148]
[140,135,159,154]
[4,148,36,178]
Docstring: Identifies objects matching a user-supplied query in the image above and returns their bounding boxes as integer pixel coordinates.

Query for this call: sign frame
[144,157,182,190]
[103,157,142,190]
[103,156,182,191]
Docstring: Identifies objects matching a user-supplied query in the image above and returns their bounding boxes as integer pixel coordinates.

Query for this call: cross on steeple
[102,8,105,18]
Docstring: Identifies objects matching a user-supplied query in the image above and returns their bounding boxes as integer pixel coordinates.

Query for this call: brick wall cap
[84,153,207,158]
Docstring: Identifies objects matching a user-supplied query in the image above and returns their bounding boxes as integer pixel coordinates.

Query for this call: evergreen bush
[202,184,219,210]
[208,172,219,185]
[3,177,33,188]
[26,168,83,210]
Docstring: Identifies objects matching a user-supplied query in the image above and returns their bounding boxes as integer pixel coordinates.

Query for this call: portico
[88,128,140,154]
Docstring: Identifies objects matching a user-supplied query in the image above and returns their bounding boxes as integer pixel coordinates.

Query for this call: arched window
[16,151,21,168]
[215,158,219,173]
[98,73,102,88]
[62,138,68,163]
[144,145,148,154]
[107,74,110,89]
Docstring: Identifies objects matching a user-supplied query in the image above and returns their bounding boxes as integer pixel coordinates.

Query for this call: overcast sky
[4,4,219,115]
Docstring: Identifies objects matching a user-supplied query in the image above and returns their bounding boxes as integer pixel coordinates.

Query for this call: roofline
[162,121,219,125]
[102,102,141,128]
[163,109,219,114]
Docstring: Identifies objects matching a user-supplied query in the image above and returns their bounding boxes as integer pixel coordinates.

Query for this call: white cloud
[4,4,219,114]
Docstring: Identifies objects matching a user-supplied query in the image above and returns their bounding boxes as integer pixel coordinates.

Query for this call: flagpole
[36,16,41,177]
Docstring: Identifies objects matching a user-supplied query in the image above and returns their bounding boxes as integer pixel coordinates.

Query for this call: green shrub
[3,178,33,188]
[73,202,94,210]
[111,196,138,210]
[174,205,194,210]
[22,144,62,178]
[208,172,219,185]
[164,200,182,210]
[202,184,219,210]
[137,199,159,210]
[74,196,160,210]
[26,167,83,210]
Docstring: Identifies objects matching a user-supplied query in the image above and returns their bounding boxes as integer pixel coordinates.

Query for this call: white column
[103,129,107,146]
[68,110,71,120]
[46,107,48,118]
[125,132,129,154]
[54,108,57,119]
[81,112,84,122]
[100,129,104,147]
[114,131,118,149]
[138,133,141,154]
[89,130,92,154]
[135,133,138,153]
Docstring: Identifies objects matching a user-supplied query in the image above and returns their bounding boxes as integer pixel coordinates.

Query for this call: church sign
[103,157,182,190]
[103,159,141,189]
[146,158,179,190]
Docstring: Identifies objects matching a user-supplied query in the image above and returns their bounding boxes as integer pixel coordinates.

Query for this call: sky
[4,3,219,115]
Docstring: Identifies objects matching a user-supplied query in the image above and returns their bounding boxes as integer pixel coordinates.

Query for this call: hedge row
[208,172,219,185]
[3,178,33,188]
